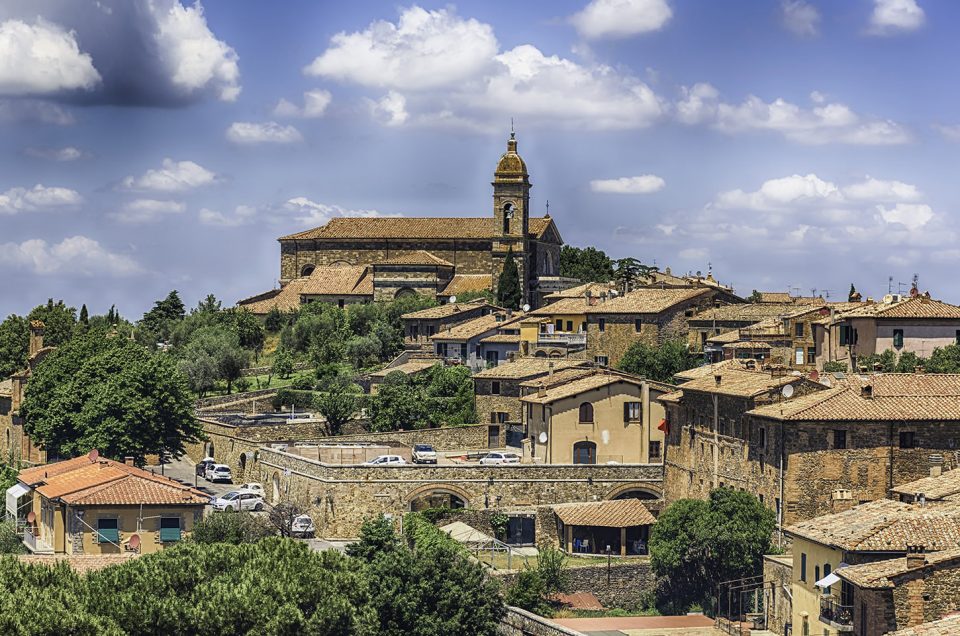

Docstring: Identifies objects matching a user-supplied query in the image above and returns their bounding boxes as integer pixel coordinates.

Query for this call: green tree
[848,283,860,302]
[618,340,699,382]
[315,389,359,436]
[233,308,265,358]
[650,489,775,614]
[746,290,763,303]
[272,346,294,380]
[614,258,657,295]
[0,315,28,377]
[78,304,89,326]
[369,371,429,432]
[139,290,186,342]
[895,350,925,373]
[497,247,522,310]
[194,293,222,314]
[860,349,897,372]
[190,511,275,544]
[559,245,615,283]
[0,522,25,555]
[264,306,284,332]
[28,299,77,348]
[347,516,402,561]
[424,364,477,426]
[21,332,202,463]
[536,544,569,596]
[926,344,960,373]
[505,568,549,614]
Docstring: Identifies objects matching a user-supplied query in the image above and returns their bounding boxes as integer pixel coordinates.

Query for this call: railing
[537,333,586,346]
[23,526,53,554]
[820,595,853,630]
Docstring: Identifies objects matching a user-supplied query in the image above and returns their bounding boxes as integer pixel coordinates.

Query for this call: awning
[5,483,30,518]
[657,418,670,434]
[815,572,841,588]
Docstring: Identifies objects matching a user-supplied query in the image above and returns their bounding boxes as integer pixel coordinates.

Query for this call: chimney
[920,295,930,304]
[124,457,135,466]
[861,383,873,399]
[29,320,45,357]
[548,362,554,377]
[714,374,722,386]
[537,382,546,398]
[906,545,926,569]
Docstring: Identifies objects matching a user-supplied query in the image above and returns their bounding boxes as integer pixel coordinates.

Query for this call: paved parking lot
[162,455,239,499]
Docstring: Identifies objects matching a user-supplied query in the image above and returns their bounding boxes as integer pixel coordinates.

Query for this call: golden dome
[495,132,528,177]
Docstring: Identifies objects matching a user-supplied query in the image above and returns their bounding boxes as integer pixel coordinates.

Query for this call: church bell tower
[492,131,531,305]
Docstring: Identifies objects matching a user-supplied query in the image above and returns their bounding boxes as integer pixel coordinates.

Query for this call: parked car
[212,491,264,512]
[479,452,521,465]
[291,514,316,538]
[205,464,233,482]
[237,482,265,496]
[412,444,438,464]
[363,455,406,466]
[195,457,216,476]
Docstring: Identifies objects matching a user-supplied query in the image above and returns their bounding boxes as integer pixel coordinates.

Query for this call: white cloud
[370,91,408,126]
[24,146,85,161]
[591,175,665,194]
[571,0,672,39]
[282,197,397,227]
[0,18,100,95]
[112,198,185,223]
[148,0,241,101]
[868,0,925,35]
[678,247,708,260]
[0,184,82,214]
[933,123,960,142]
[226,121,303,144]
[675,83,911,145]
[273,89,332,118]
[199,204,257,227]
[781,1,820,37]
[119,158,219,192]
[714,174,843,211]
[0,236,140,276]
[0,99,74,125]
[305,6,497,90]
[876,203,933,230]
[842,177,921,202]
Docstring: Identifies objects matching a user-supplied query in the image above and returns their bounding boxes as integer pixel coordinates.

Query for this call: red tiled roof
[279,216,555,241]
[553,498,656,528]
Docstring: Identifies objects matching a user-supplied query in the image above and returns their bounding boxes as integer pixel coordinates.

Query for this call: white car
[363,455,407,466]
[291,514,316,538]
[205,464,232,482]
[479,452,521,465]
[412,444,438,464]
[238,482,265,496]
[212,491,265,512]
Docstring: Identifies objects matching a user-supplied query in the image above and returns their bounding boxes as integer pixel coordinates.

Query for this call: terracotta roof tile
[479,333,520,344]
[475,358,589,380]
[369,359,440,378]
[892,469,960,501]
[440,274,494,297]
[722,341,772,349]
[401,299,493,320]
[299,265,372,296]
[521,372,642,404]
[837,297,960,320]
[534,288,710,317]
[430,312,524,342]
[374,250,454,267]
[673,360,746,381]
[519,367,597,389]
[553,499,656,527]
[837,548,960,589]
[689,303,806,323]
[887,614,960,635]
[279,216,554,241]
[675,368,804,399]
[544,282,616,300]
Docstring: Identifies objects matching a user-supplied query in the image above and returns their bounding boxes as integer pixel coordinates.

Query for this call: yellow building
[520,370,669,467]
[13,454,209,555]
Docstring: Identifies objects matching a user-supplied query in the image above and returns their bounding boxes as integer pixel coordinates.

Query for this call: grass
[194,369,315,400]
[475,550,649,571]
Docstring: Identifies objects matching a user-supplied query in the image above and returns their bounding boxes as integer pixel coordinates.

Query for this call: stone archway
[300,264,316,277]
[394,287,417,299]
[405,483,473,511]
[605,483,662,501]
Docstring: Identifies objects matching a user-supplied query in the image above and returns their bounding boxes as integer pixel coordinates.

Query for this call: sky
[1,0,958,319]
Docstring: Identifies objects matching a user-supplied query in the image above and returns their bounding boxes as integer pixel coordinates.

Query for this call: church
[239,133,566,313]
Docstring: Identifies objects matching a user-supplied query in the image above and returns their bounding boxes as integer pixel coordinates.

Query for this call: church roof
[375,250,454,267]
[278,216,555,241]
[237,265,372,314]
[440,274,493,297]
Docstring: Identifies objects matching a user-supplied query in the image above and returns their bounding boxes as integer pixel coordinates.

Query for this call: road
[162,455,238,499]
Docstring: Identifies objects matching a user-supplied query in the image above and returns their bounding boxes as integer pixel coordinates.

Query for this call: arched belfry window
[503,203,514,234]
[301,264,316,277]
[579,402,594,423]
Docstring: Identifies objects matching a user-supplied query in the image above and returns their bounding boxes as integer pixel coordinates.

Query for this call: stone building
[473,358,592,425]
[430,309,525,370]
[241,133,563,313]
[814,295,960,371]
[687,301,818,356]
[1,321,50,467]
[401,299,500,351]
[522,369,670,467]
[891,468,960,504]
[886,613,960,635]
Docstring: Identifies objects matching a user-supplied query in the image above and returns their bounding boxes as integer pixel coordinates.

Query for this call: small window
[795,322,804,337]
[956,330,960,345]
[96,518,119,544]
[900,431,915,449]
[579,402,594,423]
[815,566,820,586]
[758,427,766,449]
[833,430,846,450]
[634,318,642,332]
[839,325,852,346]
[491,381,501,395]
[807,347,816,363]
[527,403,533,420]
[566,320,573,332]
[427,325,436,336]
[555,319,563,331]
[800,553,807,581]
[822,563,832,594]
[160,517,181,543]
[648,441,662,459]
[598,318,606,332]
[338,299,345,309]
[624,402,641,421]
[684,309,694,318]
[594,356,608,366]
[893,329,904,349]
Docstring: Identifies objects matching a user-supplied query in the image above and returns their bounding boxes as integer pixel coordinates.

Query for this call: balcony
[22,526,54,554]
[820,595,853,631]
[537,333,586,347]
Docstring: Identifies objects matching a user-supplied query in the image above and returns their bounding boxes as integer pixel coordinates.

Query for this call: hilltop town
[3,134,960,635]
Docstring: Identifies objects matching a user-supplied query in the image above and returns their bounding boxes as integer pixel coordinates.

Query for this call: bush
[190,511,275,544]
[290,375,314,390]
[272,388,316,411]
[822,361,847,373]
[505,569,549,615]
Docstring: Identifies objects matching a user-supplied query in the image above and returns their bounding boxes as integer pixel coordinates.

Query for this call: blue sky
[1,0,957,318]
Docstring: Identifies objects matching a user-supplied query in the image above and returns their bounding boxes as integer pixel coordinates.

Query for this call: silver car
[212,491,264,512]
[479,452,521,465]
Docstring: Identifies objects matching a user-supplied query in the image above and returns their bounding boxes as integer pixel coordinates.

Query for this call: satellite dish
[809,369,820,381]
[88,448,99,463]
[448,295,457,304]
[128,534,141,550]
[522,304,530,312]
[26,511,35,524]
[538,432,548,444]
[781,384,795,399]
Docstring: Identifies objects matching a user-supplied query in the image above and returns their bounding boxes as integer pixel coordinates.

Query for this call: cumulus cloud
[675,83,910,145]
[0,235,140,275]
[226,121,303,144]
[0,18,100,95]
[305,6,497,90]
[112,198,185,223]
[876,203,932,230]
[119,158,219,192]
[571,0,672,39]
[713,174,923,213]
[781,0,820,37]
[369,91,408,126]
[868,0,925,35]
[591,175,665,194]
[24,146,85,161]
[282,197,397,227]
[0,99,74,125]
[198,204,257,227]
[841,176,921,202]
[0,184,82,214]
[273,89,332,118]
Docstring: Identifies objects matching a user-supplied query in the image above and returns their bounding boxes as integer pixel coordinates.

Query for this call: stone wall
[497,560,655,611]
[252,447,662,537]
[498,607,586,636]
[241,362,312,377]
[196,388,278,410]
[332,423,502,451]
[476,380,526,424]
[763,555,793,635]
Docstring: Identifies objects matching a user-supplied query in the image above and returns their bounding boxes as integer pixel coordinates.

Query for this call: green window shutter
[97,528,119,543]
[159,527,182,543]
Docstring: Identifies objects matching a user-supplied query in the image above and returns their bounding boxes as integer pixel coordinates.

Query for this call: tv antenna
[888,276,894,294]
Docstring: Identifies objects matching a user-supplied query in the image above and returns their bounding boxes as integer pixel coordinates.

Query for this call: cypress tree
[497,247,522,310]
[79,304,89,325]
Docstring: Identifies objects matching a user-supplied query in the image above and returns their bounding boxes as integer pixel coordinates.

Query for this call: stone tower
[492,132,531,305]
